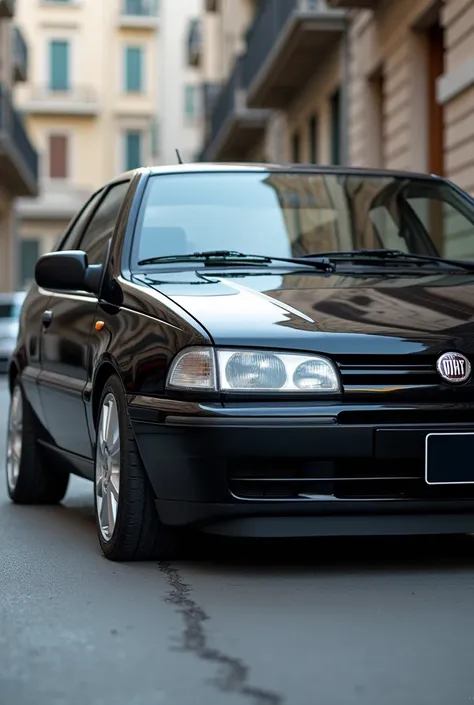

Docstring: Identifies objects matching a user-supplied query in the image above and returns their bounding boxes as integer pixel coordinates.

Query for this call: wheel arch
[8,359,19,393]
[91,357,123,430]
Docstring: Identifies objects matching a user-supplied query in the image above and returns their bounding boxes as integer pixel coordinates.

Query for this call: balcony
[118,0,159,29]
[16,180,91,221]
[200,57,270,162]
[187,18,202,67]
[25,86,99,116]
[202,81,221,124]
[0,83,38,197]
[0,0,14,19]
[327,0,378,7]
[242,0,346,109]
[13,27,28,83]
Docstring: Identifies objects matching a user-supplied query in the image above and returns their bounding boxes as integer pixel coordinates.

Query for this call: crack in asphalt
[159,562,284,705]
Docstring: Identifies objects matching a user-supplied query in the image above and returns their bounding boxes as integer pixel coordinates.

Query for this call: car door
[38,180,131,459]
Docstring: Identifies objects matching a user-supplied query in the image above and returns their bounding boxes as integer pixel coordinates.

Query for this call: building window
[309,114,318,163]
[291,131,300,163]
[150,119,159,158]
[48,134,69,179]
[330,87,341,165]
[123,0,157,15]
[19,239,40,289]
[49,39,70,91]
[125,46,143,93]
[184,85,200,120]
[124,131,142,170]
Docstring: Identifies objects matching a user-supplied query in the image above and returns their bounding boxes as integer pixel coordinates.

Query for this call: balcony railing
[120,0,159,19]
[242,0,346,108]
[13,26,28,83]
[202,82,221,124]
[327,0,377,7]
[0,0,15,19]
[201,57,269,161]
[16,180,92,221]
[25,85,99,116]
[187,18,202,67]
[0,82,39,196]
[210,58,243,143]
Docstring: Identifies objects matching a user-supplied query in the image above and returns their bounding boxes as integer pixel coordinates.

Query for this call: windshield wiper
[137,250,335,272]
[303,249,474,272]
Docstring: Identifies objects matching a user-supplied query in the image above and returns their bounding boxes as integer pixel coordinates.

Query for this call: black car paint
[10,165,474,537]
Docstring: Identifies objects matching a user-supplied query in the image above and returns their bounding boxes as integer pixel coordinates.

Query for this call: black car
[6,163,474,561]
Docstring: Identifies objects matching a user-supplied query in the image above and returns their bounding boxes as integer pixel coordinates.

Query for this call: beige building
[14,0,160,288]
[0,0,38,292]
[199,0,474,255]
[200,0,348,164]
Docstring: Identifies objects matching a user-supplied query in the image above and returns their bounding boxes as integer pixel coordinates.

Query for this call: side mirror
[35,251,103,295]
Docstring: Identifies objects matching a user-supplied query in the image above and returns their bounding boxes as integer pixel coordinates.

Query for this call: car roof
[107,162,443,185]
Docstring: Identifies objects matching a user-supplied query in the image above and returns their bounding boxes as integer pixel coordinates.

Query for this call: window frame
[47,132,70,180]
[49,38,70,91]
[124,130,143,171]
[124,45,144,93]
[55,188,106,253]
[76,180,132,268]
[184,84,200,121]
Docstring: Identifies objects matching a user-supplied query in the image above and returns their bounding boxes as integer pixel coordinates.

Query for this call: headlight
[166,347,340,393]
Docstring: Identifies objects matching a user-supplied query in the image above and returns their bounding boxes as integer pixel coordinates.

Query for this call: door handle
[42,309,53,328]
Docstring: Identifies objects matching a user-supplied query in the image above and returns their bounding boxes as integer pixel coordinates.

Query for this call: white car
[0,292,26,373]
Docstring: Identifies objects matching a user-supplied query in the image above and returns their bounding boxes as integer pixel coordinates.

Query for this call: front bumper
[128,396,474,537]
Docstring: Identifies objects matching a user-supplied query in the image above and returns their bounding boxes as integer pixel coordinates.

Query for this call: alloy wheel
[95,393,121,541]
[6,385,23,493]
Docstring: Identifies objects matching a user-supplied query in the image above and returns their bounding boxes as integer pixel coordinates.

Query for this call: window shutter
[125,131,141,170]
[48,135,68,178]
[50,40,69,91]
[19,239,40,288]
[125,47,142,92]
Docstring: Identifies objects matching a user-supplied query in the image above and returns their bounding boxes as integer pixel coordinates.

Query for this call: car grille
[228,458,474,502]
[339,359,438,387]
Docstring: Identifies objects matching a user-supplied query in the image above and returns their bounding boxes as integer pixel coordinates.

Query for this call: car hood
[137,269,474,358]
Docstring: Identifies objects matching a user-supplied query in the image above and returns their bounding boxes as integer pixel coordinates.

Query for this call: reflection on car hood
[137,269,474,357]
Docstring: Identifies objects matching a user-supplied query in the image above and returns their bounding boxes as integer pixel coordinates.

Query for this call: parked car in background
[0,292,26,374]
[5,164,474,562]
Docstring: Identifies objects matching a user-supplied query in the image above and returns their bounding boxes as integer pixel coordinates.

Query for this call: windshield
[132,171,474,266]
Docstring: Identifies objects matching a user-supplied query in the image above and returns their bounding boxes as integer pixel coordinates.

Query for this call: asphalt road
[2,377,474,705]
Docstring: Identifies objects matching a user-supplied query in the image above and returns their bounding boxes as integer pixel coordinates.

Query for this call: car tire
[94,374,180,562]
[6,379,69,504]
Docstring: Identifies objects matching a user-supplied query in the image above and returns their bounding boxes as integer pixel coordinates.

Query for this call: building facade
[199,0,474,254]
[0,0,38,292]
[14,0,160,288]
[158,0,204,165]
[200,0,347,165]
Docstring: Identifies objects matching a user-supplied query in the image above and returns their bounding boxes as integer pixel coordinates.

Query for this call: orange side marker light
[95,321,105,331]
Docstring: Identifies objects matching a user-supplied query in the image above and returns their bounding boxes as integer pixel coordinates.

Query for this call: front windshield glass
[133,171,474,265]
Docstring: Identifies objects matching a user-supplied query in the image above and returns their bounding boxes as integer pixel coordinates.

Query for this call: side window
[77,182,130,266]
[58,190,105,251]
